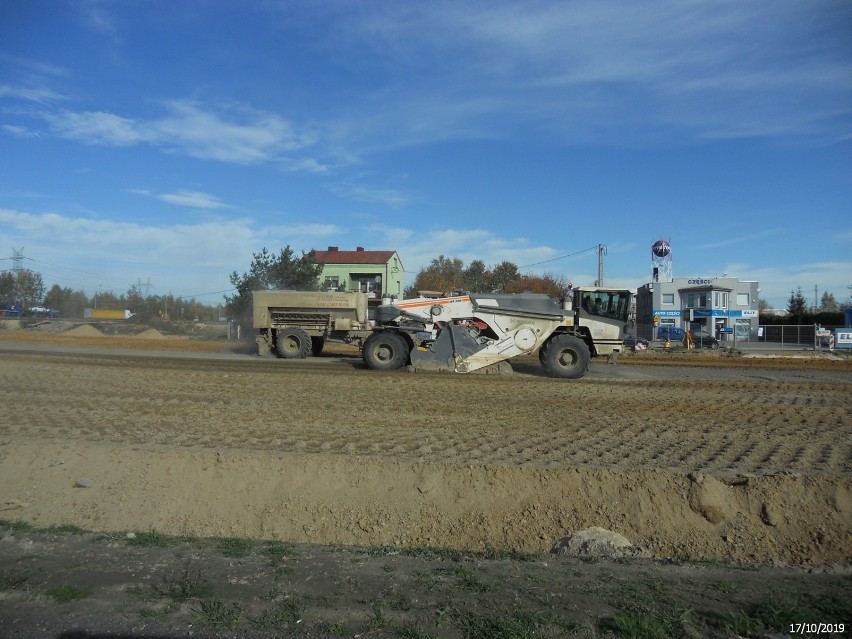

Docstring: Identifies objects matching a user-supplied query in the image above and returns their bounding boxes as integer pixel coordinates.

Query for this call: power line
[519,245,599,269]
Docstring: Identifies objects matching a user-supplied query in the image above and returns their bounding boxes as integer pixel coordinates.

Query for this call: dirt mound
[62,324,104,337]
[134,328,166,339]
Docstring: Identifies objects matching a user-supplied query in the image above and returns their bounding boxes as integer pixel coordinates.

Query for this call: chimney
[327,246,338,252]
[356,246,365,252]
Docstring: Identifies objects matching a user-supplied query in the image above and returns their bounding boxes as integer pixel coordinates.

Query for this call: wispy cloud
[1,124,41,138]
[0,84,65,104]
[697,229,788,250]
[43,100,320,166]
[48,110,145,145]
[329,182,413,207]
[307,1,851,147]
[147,190,233,210]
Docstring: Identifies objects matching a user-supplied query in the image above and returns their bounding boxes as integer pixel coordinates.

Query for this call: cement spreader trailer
[252,286,633,379]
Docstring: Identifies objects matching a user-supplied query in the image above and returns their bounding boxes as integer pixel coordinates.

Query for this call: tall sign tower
[651,239,672,282]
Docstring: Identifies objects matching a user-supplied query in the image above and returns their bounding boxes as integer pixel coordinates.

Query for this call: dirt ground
[0,322,850,638]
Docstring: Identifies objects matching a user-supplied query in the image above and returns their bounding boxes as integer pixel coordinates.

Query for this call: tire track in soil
[1,351,849,475]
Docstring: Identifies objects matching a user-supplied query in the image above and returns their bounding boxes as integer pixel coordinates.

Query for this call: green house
[313,246,405,300]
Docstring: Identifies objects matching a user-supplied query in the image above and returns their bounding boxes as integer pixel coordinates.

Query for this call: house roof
[313,247,397,265]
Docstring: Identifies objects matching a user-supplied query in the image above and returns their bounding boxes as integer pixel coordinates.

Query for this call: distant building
[313,246,405,300]
[636,276,759,342]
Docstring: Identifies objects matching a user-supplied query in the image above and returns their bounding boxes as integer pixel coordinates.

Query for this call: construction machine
[362,287,633,378]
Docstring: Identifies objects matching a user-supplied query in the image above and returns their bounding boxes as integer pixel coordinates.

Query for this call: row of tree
[0,269,223,322]
[774,287,848,326]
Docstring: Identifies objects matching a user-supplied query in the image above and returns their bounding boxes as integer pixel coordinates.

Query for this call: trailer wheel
[541,334,590,379]
[311,337,326,356]
[276,327,312,359]
[363,331,409,370]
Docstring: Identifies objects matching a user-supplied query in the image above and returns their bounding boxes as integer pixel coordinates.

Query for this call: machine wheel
[363,331,409,371]
[541,334,591,379]
[311,337,326,356]
[275,327,312,359]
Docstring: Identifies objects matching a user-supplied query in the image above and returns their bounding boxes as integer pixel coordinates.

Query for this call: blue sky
[1,0,850,310]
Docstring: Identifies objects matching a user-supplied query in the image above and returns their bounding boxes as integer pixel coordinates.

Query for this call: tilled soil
[0,328,850,637]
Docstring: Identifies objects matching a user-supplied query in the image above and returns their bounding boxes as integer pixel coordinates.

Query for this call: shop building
[636,276,759,342]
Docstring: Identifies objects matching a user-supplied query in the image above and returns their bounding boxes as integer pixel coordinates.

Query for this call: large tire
[311,336,326,357]
[363,331,409,371]
[541,334,591,379]
[275,327,312,359]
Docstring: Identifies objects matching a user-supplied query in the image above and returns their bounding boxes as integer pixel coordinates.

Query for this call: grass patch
[434,564,498,594]
[0,573,29,591]
[0,519,36,533]
[194,599,241,627]
[128,530,177,548]
[47,583,92,603]
[217,537,256,558]
[139,604,178,621]
[706,594,852,637]
[250,598,302,629]
[601,611,670,638]
[395,621,437,638]
[318,621,353,636]
[713,579,740,593]
[261,540,300,563]
[47,523,87,534]
[449,606,578,639]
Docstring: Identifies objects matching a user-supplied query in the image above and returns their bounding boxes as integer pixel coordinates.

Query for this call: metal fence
[632,324,841,350]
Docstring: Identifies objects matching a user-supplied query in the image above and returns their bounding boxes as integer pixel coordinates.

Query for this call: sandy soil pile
[133,327,166,339]
[62,324,104,337]
[0,332,849,567]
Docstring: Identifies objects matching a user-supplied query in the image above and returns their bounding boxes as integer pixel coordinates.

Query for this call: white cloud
[48,110,146,146]
[720,261,852,309]
[43,100,322,166]
[309,1,851,147]
[1,124,40,138]
[0,208,257,297]
[155,191,233,210]
[329,183,412,207]
[0,84,65,104]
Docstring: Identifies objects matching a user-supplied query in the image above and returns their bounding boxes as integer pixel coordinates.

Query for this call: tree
[0,271,13,302]
[410,256,525,294]
[463,260,490,293]
[44,285,88,318]
[225,247,322,319]
[0,269,45,309]
[410,255,466,293]
[504,272,570,296]
[819,291,839,313]
[786,287,808,322]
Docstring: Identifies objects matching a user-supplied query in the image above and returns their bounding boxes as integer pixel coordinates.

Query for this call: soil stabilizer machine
[363,287,633,378]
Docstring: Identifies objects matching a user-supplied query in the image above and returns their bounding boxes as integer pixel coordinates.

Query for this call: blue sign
[720,328,733,334]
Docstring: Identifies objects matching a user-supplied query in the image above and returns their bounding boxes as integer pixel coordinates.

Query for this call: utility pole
[596,244,607,286]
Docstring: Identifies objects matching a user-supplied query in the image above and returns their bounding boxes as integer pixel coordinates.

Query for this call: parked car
[656,326,685,341]
[689,330,719,349]
[624,334,650,349]
[28,306,58,317]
